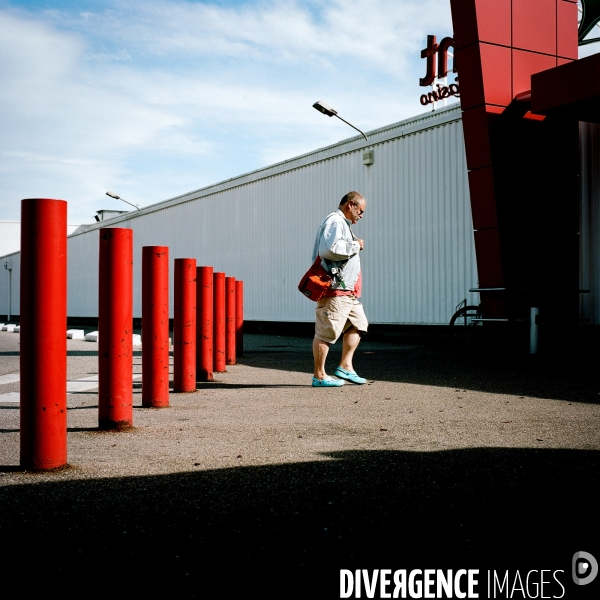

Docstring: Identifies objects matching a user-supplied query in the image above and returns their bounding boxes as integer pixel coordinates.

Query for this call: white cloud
[41,0,452,75]
[0,9,205,220]
[0,1,453,223]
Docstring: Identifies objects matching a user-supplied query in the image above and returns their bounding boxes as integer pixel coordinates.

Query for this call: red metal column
[196,266,214,382]
[174,258,197,392]
[225,276,236,365]
[235,280,244,358]
[449,0,579,321]
[98,228,133,429]
[20,198,67,470]
[213,271,226,372]
[142,246,170,407]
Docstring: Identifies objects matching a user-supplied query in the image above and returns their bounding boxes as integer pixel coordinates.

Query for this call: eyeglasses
[353,203,365,215]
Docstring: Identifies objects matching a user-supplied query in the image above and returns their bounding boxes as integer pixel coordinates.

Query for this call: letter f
[420,35,438,86]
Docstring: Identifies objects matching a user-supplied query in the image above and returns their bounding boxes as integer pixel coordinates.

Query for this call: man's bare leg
[313,337,331,379]
[339,326,361,373]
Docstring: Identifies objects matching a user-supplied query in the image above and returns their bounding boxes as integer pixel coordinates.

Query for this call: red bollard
[225,276,236,365]
[98,228,133,429]
[235,280,244,358]
[20,198,67,470]
[174,258,197,392]
[142,246,170,407]
[196,266,214,382]
[213,272,226,372]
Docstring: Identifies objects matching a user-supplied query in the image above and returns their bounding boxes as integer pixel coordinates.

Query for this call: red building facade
[449,0,583,322]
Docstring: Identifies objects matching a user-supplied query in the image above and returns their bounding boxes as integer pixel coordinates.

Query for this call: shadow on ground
[0,448,598,599]
[240,335,600,404]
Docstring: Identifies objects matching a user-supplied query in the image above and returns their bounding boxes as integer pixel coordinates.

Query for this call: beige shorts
[315,295,369,343]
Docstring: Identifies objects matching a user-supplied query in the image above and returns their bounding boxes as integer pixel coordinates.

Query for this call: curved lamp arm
[106,191,141,211]
[312,101,369,141]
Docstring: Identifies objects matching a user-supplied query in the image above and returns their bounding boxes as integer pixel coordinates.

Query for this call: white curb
[67,329,85,339]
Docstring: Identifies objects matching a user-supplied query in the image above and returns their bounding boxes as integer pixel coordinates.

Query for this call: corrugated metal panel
[67,233,99,317]
[1,105,479,325]
[0,252,20,320]
[358,117,477,324]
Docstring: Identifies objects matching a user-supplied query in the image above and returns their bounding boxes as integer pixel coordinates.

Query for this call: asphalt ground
[0,327,599,599]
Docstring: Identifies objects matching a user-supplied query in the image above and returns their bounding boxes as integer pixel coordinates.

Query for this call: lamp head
[106,191,120,200]
[313,101,338,117]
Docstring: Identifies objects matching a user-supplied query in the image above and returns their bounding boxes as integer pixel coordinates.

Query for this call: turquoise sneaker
[312,376,345,387]
[333,367,367,385]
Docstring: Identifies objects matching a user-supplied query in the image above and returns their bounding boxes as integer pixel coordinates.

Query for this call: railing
[461,287,591,353]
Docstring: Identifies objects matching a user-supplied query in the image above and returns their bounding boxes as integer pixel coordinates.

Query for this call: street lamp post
[106,191,141,211]
[312,101,369,141]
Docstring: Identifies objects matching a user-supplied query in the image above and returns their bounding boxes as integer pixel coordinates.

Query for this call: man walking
[312,191,368,387]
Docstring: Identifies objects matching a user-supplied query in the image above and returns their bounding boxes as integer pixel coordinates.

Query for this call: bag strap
[317,212,355,288]
[324,210,357,241]
[320,211,355,264]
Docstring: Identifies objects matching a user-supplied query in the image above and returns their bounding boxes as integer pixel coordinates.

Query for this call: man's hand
[357,239,364,250]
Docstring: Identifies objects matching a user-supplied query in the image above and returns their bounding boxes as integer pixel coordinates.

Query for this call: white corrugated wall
[0,105,479,325]
[0,252,20,321]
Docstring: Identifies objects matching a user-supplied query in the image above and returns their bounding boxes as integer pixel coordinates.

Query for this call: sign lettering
[419,34,459,106]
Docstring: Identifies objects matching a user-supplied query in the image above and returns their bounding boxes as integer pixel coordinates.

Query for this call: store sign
[419,34,459,105]
[420,83,460,106]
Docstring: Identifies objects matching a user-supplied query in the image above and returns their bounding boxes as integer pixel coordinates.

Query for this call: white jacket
[311,209,361,291]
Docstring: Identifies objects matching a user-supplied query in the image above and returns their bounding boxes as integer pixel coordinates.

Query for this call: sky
[0,0,460,223]
[1,0,591,225]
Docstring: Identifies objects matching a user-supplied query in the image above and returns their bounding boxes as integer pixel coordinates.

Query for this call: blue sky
[0,0,462,223]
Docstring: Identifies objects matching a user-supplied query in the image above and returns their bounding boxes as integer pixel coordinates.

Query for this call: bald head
[339,191,366,224]
[339,191,365,209]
